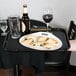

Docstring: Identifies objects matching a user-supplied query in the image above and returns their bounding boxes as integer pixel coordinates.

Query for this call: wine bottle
[21,4,30,35]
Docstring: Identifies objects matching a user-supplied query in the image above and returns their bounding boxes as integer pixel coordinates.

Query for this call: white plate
[19,32,62,51]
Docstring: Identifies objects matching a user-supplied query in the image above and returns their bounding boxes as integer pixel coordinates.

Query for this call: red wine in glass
[43,14,53,31]
[43,14,53,23]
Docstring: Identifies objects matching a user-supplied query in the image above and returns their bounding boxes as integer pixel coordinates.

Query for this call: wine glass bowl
[43,14,53,23]
[0,20,8,36]
[42,8,53,31]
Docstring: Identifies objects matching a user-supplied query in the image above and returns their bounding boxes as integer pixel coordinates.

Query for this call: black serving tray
[3,28,70,52]
[50,28,70,50]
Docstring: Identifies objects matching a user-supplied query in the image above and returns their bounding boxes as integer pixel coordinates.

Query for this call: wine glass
[42,8,53,31]
[0,20,8,36]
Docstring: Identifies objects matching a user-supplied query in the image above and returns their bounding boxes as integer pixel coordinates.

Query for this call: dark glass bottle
[21,4,30,35]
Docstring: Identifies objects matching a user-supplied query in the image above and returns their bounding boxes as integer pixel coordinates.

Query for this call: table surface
[0,28,70,72]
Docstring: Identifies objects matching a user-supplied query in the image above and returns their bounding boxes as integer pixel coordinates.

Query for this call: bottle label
[22,21,26,32]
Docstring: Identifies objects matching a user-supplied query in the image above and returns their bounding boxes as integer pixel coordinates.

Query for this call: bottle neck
[22,4,29,19]
[23,13,28,16]
[22,13,29,19]
[23,4,28,14]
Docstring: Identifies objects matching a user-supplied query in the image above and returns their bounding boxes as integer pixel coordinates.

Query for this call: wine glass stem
[46,23,49,31]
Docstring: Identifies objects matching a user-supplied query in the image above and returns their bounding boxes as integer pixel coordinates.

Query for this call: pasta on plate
[19,32,62,50]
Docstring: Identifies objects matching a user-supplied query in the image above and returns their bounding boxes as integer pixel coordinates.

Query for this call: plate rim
[19,32,63,51]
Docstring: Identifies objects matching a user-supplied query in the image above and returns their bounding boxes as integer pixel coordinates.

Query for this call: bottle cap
[23,4,27,8]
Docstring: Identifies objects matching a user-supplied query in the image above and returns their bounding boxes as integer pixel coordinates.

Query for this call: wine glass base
[1,32,7,36]
[11,35,21,39]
